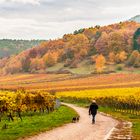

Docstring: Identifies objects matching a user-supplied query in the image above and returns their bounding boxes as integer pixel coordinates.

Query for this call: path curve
[24,103,118,140]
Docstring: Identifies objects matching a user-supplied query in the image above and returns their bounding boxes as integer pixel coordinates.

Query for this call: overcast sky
[0,0,140,39]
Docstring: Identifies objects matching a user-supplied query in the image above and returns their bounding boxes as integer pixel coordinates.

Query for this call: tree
[83,28,97,40]
[74,28,85,35]
[3,58,22,74]
[133,54,140,67]
[108,31,126,54]
[95,54,106,73]
[115,51,127,63]
[65,48,74,60]
[30,58,45,71]
[66,34,89,52]
[43,53,56,67]
[63,34,74,42]
[65,34,89,60]
[133,28,140,51]
[118,51,127,62]
[95,32,109,55]
[91,55,98,64]
[95,25,100,29]
[127,50,140,67]
[21,56,31,72]
[0,57,8,67]
[28,48,37,58]
[108,52,115,63]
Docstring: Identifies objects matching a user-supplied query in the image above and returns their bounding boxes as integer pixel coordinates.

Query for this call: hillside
[0,39,44,58]
[129,15,140,23]
[0,21,140,75]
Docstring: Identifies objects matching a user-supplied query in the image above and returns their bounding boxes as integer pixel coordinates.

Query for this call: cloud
[0,0,41,5]
[0,0,140,39]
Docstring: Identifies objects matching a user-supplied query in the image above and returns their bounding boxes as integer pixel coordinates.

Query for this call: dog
[72,116,80,123]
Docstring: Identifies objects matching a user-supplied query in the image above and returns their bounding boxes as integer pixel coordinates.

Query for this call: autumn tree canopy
[0,21,140,74]
[95,54,106,73]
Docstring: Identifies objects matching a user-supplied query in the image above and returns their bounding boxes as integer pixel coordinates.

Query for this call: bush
[116,64,123,71]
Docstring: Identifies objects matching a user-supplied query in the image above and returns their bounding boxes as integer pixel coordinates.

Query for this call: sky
[0,0,140,40]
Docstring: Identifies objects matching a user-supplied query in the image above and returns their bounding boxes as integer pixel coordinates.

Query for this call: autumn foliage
[0,21,140,74]
[95,55,106,73]
[0,90,56,121]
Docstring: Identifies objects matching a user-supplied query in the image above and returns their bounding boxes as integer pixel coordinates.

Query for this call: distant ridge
[0,39,44,58]
[129,15,140,23]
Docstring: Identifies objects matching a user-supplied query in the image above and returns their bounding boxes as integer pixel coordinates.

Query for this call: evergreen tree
[133,28,140,51]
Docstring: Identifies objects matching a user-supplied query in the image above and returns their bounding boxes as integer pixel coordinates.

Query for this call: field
[1,73,140,91]
[0,73,140,138]
[1,73,140,116]
[1,73,140,115]
[57,88,140,98]
[57,87,140,114]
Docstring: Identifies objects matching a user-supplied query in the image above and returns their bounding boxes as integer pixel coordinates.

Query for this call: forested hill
[0,39,44,58]
[1,21,140,75]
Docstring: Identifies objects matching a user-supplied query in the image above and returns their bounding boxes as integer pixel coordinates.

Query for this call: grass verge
[0,105,78,140]
[60,97,140,139]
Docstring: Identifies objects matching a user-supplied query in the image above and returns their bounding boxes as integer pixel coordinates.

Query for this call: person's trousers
[91,114,96,124]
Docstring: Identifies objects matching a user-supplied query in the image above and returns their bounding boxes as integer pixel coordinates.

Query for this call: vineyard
[57,88,140,116]
[0,73,140,139]
[0,73,140,116]
[0,90,56,122]
[1,73,140,91]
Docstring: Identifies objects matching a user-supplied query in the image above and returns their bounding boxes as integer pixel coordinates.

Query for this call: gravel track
[24,103,118,140]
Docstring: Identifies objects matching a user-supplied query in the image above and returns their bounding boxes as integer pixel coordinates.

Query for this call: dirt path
[24,103,118,140]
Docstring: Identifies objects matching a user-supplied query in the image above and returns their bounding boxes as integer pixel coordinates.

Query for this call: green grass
[65,66,93,74]
[0,105,78,140]
[46,60,95,74]
[46,63,64,72]
[65,60,94,74]
[44,59,140,75]
[60,97,140,139]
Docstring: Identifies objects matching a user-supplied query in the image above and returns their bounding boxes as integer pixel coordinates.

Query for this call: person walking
[89,100,98,124]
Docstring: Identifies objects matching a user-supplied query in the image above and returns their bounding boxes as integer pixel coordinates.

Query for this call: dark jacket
[89,103,98,115]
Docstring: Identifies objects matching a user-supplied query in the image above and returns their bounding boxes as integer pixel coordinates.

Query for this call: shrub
[116,64,123,71]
